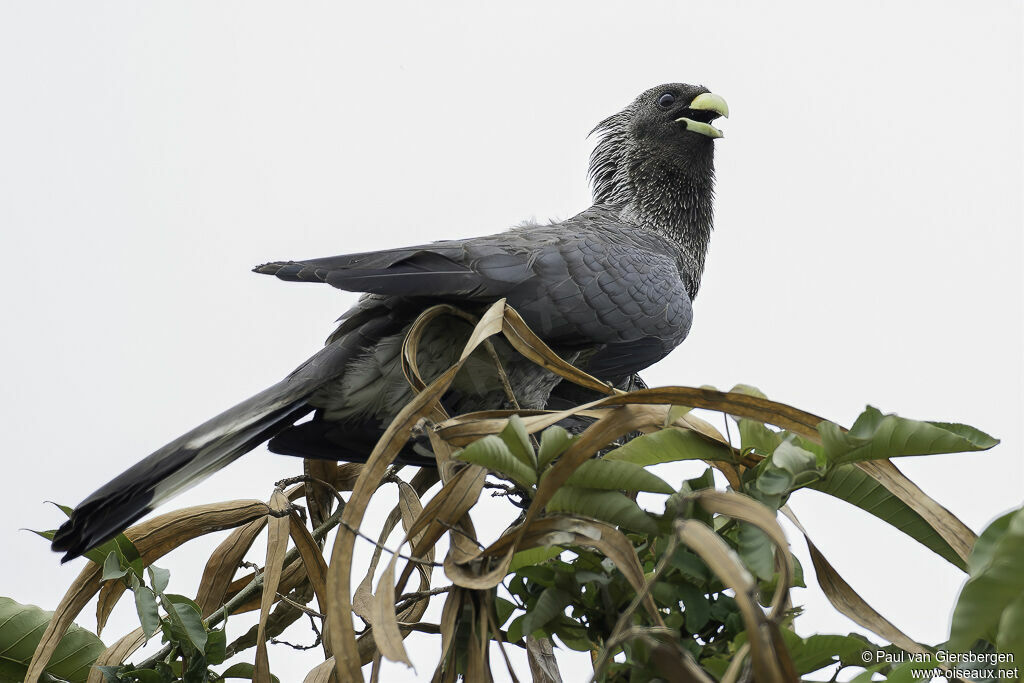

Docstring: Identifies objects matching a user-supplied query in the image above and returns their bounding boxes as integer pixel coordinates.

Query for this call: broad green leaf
[506,615,525,644]
[772,440,819,478]
[728,384,767,399]
[968,510,1015,577]
[102,552,127,581]
[205,628,227,666]
[133,586,160,639]
[456,435,536,488]
[738,419,783,455]
[604,428,733,466]
[565,459,673,494]
[678,582,711,632]
[494,597,517,627]
[808,463,966,570]
[169,602,208,655]
[551,619,591,651]
[547,486,657,534]
[777,629,876,675]
[537,425,573,470]
[670,547,710,584]
[499,415,536,469]
[147,565,170,594]
[755,466,792,496]
[737,522,775,581]
[508,546,563,574]
[949,507,1024,650]
[997,593,1024,673]
[0,597,105,683]
[521,587,571,637]
[818,406,998,466]
[170,603,207,655]
[663,404,693,427]
[220,662,280,682]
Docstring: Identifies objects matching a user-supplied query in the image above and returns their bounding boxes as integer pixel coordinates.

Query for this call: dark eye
[658,92,675,108]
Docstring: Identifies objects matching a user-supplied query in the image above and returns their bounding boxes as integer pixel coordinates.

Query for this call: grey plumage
[52,82,727,561]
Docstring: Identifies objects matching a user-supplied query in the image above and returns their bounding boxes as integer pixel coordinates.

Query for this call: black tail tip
[50,521,86,564]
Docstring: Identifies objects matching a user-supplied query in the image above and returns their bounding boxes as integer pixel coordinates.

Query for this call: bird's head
[589,83,728,206]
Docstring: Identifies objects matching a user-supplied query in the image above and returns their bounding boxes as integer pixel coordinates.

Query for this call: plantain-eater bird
[51,83,729,561]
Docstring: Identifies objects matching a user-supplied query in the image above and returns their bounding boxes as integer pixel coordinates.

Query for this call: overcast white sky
[1,2,1021,682]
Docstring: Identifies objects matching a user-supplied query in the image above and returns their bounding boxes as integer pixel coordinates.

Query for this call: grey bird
[51,83,728,561]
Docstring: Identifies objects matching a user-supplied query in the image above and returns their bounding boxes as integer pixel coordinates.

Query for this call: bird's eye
[658,93,675,107]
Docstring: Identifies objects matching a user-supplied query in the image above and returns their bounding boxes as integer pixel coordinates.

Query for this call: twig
[270,612,323,652]
[394,585,452,614]
[135,500,345,670]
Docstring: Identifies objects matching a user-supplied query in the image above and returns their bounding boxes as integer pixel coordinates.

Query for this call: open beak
[676,92,729,139]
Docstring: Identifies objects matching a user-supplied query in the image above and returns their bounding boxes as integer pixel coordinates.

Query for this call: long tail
[50,341,356,562]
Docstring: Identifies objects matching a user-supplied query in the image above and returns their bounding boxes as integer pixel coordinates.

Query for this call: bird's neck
[619,158,715,299]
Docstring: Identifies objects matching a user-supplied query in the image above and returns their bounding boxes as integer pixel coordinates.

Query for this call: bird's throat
[623,160,715,299]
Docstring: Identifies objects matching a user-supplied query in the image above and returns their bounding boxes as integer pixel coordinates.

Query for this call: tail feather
[50,381,315,562]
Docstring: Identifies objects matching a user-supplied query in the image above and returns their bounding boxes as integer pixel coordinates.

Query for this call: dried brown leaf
[195,516,268,617]
[254,490,291,683]
[780,505,929,655]
[304,459,338,528]
[288,511,331,656]
[690,490,793,618]
[303,657,338,683]
[855,458,975,564]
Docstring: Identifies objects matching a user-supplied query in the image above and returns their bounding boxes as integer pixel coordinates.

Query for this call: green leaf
[737,522,775,581]
[499,415,536,469]
[456,435,536,488]
[996,593,1024,673]
[728,384,767,399]
[133,586,160,639]
[537,425,573,470]
[506,615,525,644]
[678,582,711,632]
[818,406,998,466]
[551,619,592,651]
[220,662,280,682]
[670,547,709,584]
[772,440,819,479]
[0,596,106,683]
[494,598,517,627]
[809,463,967,570]
[565,459,673,494]
[968,510,1015,577]
[604,428,733,466]
[663,404,693,427]
[205,628,227,666]
[949,507,1024,650]
[777,629,876,675]
[521,587,571,638]
[102,551,128,581]
[738,419,783,455]
[147,566,170,594]
[508,546,563,574]
[755,466,792,496]
[547,486,657,534]
[169,602,208,655]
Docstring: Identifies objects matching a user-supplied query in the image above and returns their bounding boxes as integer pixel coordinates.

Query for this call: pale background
[1,2,1021,681]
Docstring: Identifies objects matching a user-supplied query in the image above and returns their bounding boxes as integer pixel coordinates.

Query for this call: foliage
[3,301,1005,682]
